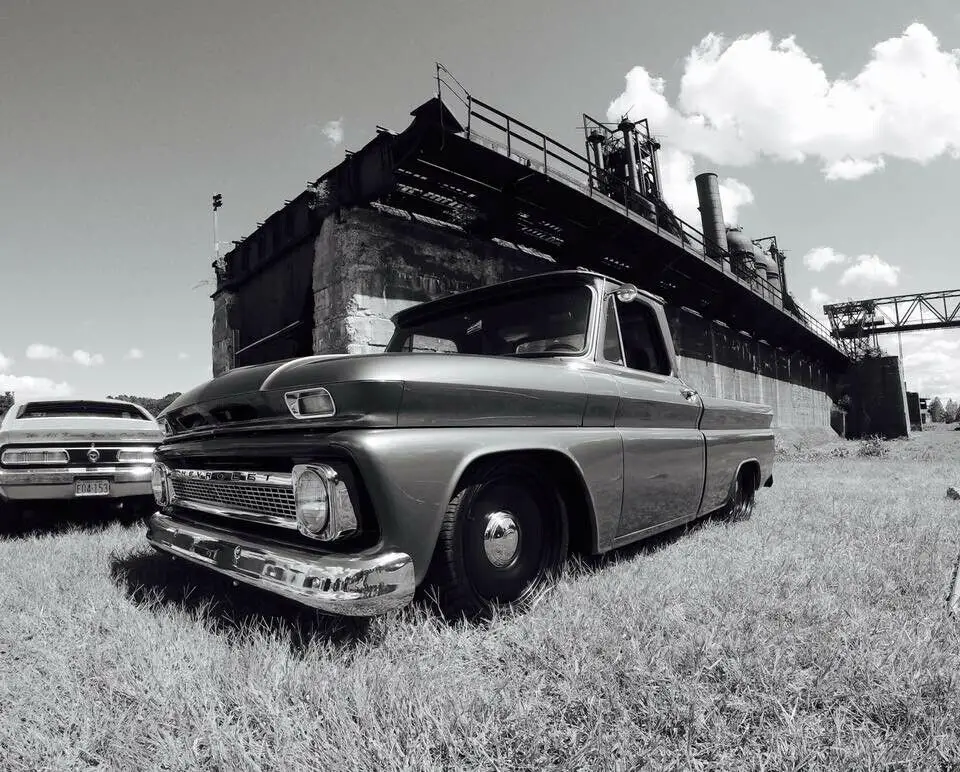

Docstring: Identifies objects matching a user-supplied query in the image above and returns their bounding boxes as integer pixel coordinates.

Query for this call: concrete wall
[843,356,910,439]
[211,291,235,377]
[260,205,836,431]
[312,208,553,354]
[665,307,835,430]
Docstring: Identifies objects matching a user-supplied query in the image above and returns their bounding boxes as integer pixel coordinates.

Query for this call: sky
[1,0,959,401]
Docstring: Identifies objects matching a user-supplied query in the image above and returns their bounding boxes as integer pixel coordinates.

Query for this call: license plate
[75,478,111,497]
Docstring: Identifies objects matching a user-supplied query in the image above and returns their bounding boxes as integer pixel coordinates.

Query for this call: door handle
[680,387,699,401]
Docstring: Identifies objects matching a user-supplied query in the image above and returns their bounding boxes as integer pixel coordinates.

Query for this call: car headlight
[151,463,171,506]
[284,388,336,419]
[291,463,358,541]
[1,448,69,465]
[292,466,330,536]
[117,447,156,464]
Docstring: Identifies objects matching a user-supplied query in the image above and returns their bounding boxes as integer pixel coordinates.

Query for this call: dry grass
[2,430,960,770]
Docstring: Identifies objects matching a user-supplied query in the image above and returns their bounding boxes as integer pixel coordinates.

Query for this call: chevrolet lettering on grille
[180,470,262,482]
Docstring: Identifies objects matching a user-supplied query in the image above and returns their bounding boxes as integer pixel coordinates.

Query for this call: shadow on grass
[0,500,150,541]
[109,547,383,654]
[108,510,731,646]
[567,511,718,578]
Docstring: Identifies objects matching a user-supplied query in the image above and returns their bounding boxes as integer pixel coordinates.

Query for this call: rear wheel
[723,467,757,522]
[427,459,569,620]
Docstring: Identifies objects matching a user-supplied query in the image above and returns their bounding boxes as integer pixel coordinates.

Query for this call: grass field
[2,429,960,770]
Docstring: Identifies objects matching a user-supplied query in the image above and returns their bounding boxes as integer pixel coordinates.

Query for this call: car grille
[168,469,297,529]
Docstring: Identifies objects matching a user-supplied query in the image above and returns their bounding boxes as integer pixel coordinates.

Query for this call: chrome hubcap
[482,510,520,568]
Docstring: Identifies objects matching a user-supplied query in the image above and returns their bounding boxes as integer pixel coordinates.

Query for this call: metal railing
[434,64,839,350]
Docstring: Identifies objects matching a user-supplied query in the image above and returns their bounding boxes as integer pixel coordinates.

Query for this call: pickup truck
[147,269,774,619]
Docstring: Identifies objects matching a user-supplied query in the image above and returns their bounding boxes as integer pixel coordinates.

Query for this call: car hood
[0,416,164,445]
[161,353,594,435]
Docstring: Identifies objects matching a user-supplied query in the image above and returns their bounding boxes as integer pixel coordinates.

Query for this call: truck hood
[0,416,163,445]
[161,353,593,436]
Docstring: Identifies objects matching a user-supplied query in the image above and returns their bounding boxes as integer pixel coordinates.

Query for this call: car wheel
[427,459,569,620]
[724,468,757,522]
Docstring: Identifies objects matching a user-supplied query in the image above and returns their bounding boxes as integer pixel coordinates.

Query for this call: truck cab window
[617,301,670,375]
[602,297,624,365]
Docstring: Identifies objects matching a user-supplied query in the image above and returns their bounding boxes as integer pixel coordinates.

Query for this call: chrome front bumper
[146,513,416,617]
[0,465,153,501]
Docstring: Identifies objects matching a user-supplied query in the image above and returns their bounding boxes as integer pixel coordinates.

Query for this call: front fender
[330,427,623,583]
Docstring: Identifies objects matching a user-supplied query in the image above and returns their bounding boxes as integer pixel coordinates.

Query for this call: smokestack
[586,131,605,186]
[695,173,727,261]
[618,119,641,193]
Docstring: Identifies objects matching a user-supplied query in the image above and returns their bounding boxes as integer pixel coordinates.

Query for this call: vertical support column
[211,289,237,377]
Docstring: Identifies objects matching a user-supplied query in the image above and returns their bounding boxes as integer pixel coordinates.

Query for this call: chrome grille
[169,469,296,529]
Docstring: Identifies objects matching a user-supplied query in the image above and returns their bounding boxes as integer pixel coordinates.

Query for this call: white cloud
[26,343,63,361]
[322,118,344,146]
[898,330,960,400]
[0,375,73,399]
[0,352,11,372]
[823,157,886,181]
[177,352,189,360]
[608,23,960,183]
[839,255,901,287]
[809,287,832,306]
[71,350,105,366]
[803,246,848,272]
[126,348,144,360]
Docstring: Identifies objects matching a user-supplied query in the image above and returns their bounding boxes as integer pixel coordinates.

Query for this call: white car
[0,398,163,517]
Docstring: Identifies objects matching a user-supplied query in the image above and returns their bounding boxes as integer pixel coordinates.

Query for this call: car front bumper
[146,512,416,617]
[0,465,154,502]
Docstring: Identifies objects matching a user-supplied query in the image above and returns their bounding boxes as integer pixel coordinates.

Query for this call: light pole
[212,193,223,267]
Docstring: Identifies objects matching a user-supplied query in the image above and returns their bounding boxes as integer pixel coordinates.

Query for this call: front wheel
[427,459,569,620]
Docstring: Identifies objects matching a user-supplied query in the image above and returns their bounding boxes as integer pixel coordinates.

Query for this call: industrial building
[210,67,911,437]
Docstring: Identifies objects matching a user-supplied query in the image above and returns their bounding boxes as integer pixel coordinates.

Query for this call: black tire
[723,467,757,522]
[426,458,569,620]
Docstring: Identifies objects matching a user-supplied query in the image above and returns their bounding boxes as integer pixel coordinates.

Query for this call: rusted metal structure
[214,64,846,372]
[824,289,960,359]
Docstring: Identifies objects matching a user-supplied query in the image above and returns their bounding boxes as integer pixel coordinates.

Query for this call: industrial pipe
[695,173,727,260]
[619,120,641,193]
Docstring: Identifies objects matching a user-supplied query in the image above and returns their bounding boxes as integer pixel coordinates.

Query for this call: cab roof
[391,269,665,327]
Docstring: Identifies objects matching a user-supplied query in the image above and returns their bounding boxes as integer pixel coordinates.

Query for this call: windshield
[386,284,594,357]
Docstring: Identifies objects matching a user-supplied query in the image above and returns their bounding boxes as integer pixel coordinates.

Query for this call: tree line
[0,391,181,421]
[928,397,960,424]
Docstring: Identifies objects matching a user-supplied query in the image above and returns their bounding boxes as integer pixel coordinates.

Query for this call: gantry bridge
[824,289,960,359]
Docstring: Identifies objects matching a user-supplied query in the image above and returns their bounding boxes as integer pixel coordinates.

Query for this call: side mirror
[608,283,639,303]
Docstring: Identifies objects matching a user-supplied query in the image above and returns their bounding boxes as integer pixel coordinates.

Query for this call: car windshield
[386,284,594,357]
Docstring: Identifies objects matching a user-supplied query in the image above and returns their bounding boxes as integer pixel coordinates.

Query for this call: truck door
[599,295,706,538]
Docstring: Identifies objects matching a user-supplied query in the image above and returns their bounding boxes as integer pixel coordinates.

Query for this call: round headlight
[151,463,169,506]
[294,468,329,536]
